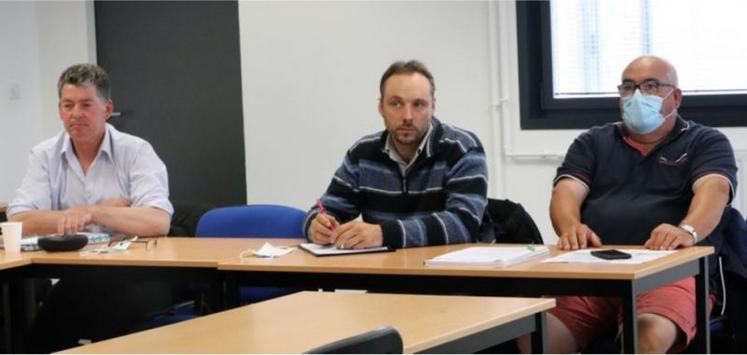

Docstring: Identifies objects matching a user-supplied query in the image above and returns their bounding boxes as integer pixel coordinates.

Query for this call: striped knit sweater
[304,117,492,249]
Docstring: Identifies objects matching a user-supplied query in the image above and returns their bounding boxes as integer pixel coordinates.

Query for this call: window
[517,0,747,129]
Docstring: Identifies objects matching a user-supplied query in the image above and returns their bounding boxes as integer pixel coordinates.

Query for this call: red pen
[316,198,336,231]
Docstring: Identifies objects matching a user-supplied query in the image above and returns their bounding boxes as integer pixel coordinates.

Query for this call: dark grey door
[94,1,246,207]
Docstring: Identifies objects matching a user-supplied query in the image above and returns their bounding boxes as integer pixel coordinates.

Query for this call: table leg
[691,256,710,353]
[530,312,547,353]
[1,282,11,353]
[621,285,638,353]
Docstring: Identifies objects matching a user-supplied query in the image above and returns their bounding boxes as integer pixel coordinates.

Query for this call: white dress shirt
[8,124,173,232]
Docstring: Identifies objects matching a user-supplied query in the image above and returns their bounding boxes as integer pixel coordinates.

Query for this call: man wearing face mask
[534,56,737,353]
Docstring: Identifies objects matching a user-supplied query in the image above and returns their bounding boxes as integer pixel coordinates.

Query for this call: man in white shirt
[8,65,172,235]
[8,64,176,352]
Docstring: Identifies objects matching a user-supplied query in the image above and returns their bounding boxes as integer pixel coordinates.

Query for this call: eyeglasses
[617,79,675,96]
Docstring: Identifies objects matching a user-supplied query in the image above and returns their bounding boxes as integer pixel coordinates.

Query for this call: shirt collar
[60,124,113,161]
[384,119,434,163]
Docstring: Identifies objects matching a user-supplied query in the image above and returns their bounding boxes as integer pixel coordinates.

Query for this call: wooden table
[24,237,300,289]
[29,237,297,268]
[13,238,300,353]
[0,253,33,272]
[0,251,34,353]
[61,291,555,354]
[218,243,714,353]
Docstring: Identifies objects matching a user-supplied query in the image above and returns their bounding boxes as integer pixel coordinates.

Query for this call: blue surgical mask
[621,90,673,134]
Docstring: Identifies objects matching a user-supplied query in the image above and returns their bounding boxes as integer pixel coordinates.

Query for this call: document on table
[299,243,393,257]
[424,246,550,267]
[542,249,676,264]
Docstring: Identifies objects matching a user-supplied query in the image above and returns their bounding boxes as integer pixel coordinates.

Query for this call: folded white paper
[241,242,296,258]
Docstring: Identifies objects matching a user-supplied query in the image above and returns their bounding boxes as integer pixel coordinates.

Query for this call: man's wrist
[679,224,698,244]
[85,205,101,223]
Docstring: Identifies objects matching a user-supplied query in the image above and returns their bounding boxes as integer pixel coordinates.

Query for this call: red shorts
[548,277,711,352]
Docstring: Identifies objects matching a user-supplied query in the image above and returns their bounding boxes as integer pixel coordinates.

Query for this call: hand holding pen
[310,198,338,245]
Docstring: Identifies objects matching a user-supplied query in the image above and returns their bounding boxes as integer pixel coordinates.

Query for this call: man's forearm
[681,176,731,240]
[8,210,67,236]
[549,179,587,235]
[90,206,171,236]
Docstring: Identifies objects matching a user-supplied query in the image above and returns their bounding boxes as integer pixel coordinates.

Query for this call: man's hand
[557,223,602,250]
[309,213,338,245]
[57,206,93,235]
[644,223,694,250]
[332,221,383,249]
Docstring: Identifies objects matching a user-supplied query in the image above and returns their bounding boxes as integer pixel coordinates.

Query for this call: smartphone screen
[590,249,632,260]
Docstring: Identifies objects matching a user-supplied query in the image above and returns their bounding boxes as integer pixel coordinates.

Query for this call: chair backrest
[486,198,543,244]
[305,326,403,354]
[169,200,215,236]
[195,204,306,238]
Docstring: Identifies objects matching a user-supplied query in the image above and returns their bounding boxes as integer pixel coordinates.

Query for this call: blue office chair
[196,204,306,239]
[196,204,307,304]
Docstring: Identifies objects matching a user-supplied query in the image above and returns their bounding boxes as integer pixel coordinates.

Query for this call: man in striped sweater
[304,60,492,249]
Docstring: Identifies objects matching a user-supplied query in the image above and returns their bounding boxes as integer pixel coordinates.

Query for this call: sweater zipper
[400,166,408,194]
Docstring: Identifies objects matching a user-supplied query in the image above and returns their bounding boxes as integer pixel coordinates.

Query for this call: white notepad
[299,243,393,257]
[424,246,549,267]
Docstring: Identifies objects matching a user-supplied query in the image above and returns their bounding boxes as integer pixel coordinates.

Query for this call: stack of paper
[425,246,549,267]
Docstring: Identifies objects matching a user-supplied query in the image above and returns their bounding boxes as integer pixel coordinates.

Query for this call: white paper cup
[1,222,23,253]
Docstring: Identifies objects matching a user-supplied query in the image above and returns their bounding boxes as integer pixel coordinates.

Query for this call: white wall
[0,0,95,202]
[5,1,747,244]
[237,1,567,239]
[0,1,44,203]
[239,1,494,211]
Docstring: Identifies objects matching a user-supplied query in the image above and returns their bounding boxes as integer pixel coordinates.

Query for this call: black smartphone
[591,249,632,260]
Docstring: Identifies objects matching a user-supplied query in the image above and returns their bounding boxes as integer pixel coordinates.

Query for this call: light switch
[9,82,20,100]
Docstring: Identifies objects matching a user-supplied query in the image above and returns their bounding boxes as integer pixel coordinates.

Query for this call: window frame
[517,1,747,130]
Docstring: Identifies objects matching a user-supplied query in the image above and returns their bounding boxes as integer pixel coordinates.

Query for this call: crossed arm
[9,198,170,237]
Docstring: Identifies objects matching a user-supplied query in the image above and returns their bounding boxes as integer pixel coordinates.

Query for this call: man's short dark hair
[379,60,435,98]
[57,64,111,101]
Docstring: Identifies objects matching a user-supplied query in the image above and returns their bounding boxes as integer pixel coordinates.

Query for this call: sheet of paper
[424,246,549,267]
[542,249,676,264]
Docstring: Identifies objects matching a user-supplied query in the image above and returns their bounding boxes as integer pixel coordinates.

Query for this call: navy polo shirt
[554,117,737,246]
